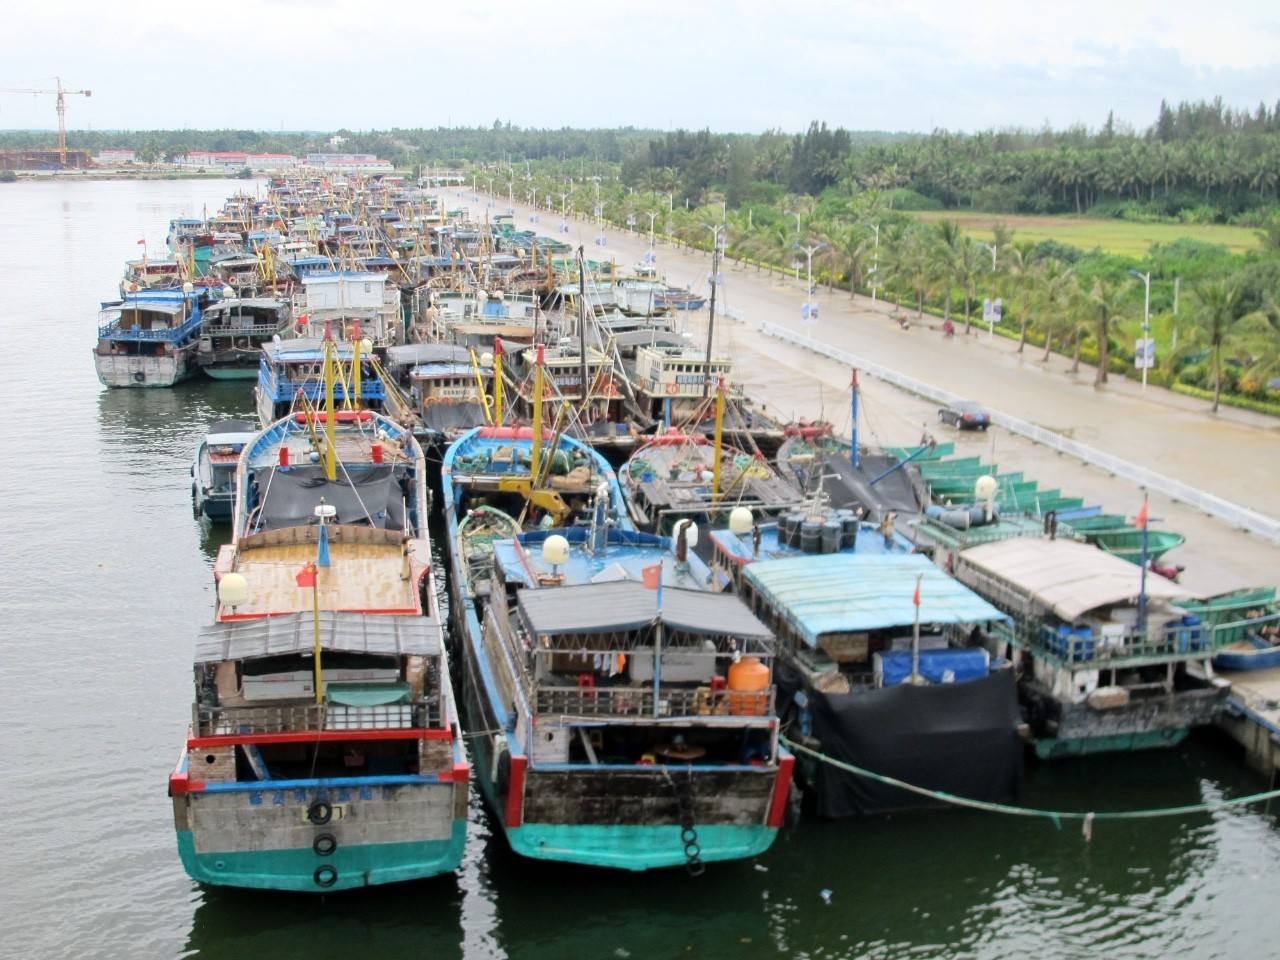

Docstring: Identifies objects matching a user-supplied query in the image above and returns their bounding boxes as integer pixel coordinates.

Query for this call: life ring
[307,800,333,825]
[313,833,337,857]
[132,372,145,383]
[576,673,597,699]
[666,383,679,396]
[234,338,250,350]
[313,865,338,888]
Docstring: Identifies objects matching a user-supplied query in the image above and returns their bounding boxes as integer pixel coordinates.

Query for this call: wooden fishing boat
[190,419,257,522]
[93,287,206,388]
[951,538,1231,759]
[1089,527,1185,563]
[169,374,468,892]
[196,296,292,380]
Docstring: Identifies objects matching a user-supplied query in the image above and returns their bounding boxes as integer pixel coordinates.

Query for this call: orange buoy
[727,656,769,716]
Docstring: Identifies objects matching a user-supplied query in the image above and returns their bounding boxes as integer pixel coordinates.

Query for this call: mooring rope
[782,736,1280,834]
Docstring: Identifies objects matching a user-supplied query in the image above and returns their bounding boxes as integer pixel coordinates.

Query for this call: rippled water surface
[1,179,1277,960]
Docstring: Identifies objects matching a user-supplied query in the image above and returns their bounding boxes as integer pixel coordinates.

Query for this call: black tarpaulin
[780,661,1023,817]
[257,464,408,531]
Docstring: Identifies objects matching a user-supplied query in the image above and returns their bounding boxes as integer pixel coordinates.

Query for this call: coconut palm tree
[1085,278,1130,387]
[1182,280,1273,411]
[1036,261,1080,363]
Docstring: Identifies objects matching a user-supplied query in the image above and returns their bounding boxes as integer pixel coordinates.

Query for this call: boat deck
[226,538,420,616]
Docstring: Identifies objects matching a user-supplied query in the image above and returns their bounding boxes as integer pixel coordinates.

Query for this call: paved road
[482,195,1279,595]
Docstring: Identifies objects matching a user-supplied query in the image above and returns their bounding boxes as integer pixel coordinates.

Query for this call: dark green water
[1,180,1276,960]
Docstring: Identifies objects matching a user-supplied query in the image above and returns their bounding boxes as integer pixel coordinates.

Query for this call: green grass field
[912,212,1261,257]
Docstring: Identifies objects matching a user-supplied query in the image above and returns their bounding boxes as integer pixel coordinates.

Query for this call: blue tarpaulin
[741,553,1006,649]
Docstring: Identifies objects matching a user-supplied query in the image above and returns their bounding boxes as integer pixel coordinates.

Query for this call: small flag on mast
[1135,498,1149,530]
[295,562,318,588]
[912,580,921,607]
[136,238,146,245]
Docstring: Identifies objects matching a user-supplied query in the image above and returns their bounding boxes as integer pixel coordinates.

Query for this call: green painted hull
[505,822,777,871]
[175,821,467,892]
[1033,728,1188,760]
[201,367,259,381]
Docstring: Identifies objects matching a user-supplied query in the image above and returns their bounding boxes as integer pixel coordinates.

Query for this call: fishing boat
[254,336,410,428]
[120,257,184,297]
[449,503,793,869]
[190,419,257,522]
[653,287,707,311]
[1088,527,1186,564]
[169,377,468,892]
[620,397,803,536]
[293,271,404,349]
[709,508,1020,816]
[92,287,206,388]
[196,297,293,380]
[383,343,493,445]
[1179,587,1280,672]
[951,538,1232,759]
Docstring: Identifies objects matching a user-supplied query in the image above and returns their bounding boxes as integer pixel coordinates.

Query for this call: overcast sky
[2,0,1277,137]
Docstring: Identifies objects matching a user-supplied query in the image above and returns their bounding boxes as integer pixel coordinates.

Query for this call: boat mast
[577,247,590,415]
[702,238,720,399]
[531,343,545,481]
[712,375,726,502]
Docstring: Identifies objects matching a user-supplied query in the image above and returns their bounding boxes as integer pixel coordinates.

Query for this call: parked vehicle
[938,401,991,430]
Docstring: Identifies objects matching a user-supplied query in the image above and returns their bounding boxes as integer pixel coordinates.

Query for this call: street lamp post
[1129,269,1152,391]
[795,242,827,323]
[862,221,880,301]
[980,242,997,270]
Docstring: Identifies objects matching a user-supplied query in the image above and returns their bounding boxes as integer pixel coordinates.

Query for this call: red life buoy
[666,383,679,396]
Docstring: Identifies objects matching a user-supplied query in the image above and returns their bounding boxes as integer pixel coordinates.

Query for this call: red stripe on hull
[187,728,455,749]
[504,755,527,828]
[766,754,795,828]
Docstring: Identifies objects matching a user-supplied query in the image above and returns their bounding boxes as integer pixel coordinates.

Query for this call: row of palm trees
[492,175,1277,409]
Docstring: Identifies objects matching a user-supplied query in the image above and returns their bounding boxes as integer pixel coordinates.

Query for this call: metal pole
[1142,273,1151,392]
[850,369,859,470]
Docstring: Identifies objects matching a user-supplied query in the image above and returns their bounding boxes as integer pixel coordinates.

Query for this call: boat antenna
[577,247,589,418]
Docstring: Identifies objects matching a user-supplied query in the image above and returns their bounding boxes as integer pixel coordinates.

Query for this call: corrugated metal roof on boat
[515,580,773,640]
[196,611,440,662]
[955,538,1191,621]
[741,553,1006,648]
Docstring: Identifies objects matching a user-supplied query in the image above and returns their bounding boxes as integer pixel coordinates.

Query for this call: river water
[1,179,1277,960]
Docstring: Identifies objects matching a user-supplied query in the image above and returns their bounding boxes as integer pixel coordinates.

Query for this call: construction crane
[0,77,92,166]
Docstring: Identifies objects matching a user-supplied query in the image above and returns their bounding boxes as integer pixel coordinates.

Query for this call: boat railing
[194,698,442,737]
[201,321,286,340]
[98,313,204,341]
[533,684,776,720]
[991,617,1211,668]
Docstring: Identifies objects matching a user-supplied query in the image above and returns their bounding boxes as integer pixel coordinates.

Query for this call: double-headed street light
[980,242,998,270]
[795,241,827,323]
[1129,269,1152,391]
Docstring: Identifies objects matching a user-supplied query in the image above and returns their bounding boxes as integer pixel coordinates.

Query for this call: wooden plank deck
[232,539,417,615]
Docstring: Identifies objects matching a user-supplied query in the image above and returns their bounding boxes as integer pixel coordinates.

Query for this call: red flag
[1135,500,1149,530]
[912,581,921,607]
[295,561,317,588]
[137,238,146,245]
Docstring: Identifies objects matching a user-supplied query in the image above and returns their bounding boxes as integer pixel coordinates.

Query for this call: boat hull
[173,779,466,892]
[1023,679,1230,759]
[94,351,194,388]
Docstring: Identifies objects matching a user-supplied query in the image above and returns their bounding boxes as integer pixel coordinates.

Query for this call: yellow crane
[0,77,92,165]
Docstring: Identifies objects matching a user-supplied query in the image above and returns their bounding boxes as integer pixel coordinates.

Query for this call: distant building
[98,149,136,165]
[304,152,394,173]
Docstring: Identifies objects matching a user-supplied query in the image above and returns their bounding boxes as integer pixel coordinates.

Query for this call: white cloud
[0,0,1275,133]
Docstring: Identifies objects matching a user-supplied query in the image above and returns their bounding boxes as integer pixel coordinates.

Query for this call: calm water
[1,179,1278,960]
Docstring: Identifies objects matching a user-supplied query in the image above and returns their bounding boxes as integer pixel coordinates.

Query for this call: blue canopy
[741,553,1006,649]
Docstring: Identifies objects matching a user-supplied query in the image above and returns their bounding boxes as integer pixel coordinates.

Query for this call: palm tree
[1002,242,1036,351]
[930,220,962,325]
[1183,280,1272,410]
[954,238,984,334]
[1036,262,1080,363]
[1086,278,1130,387]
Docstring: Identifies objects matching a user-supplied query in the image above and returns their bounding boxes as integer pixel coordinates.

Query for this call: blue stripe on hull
[175,820,467,892]
[506,823,777,871]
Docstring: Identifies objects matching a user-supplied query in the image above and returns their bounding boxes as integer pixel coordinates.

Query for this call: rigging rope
[781,736,1280,831]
